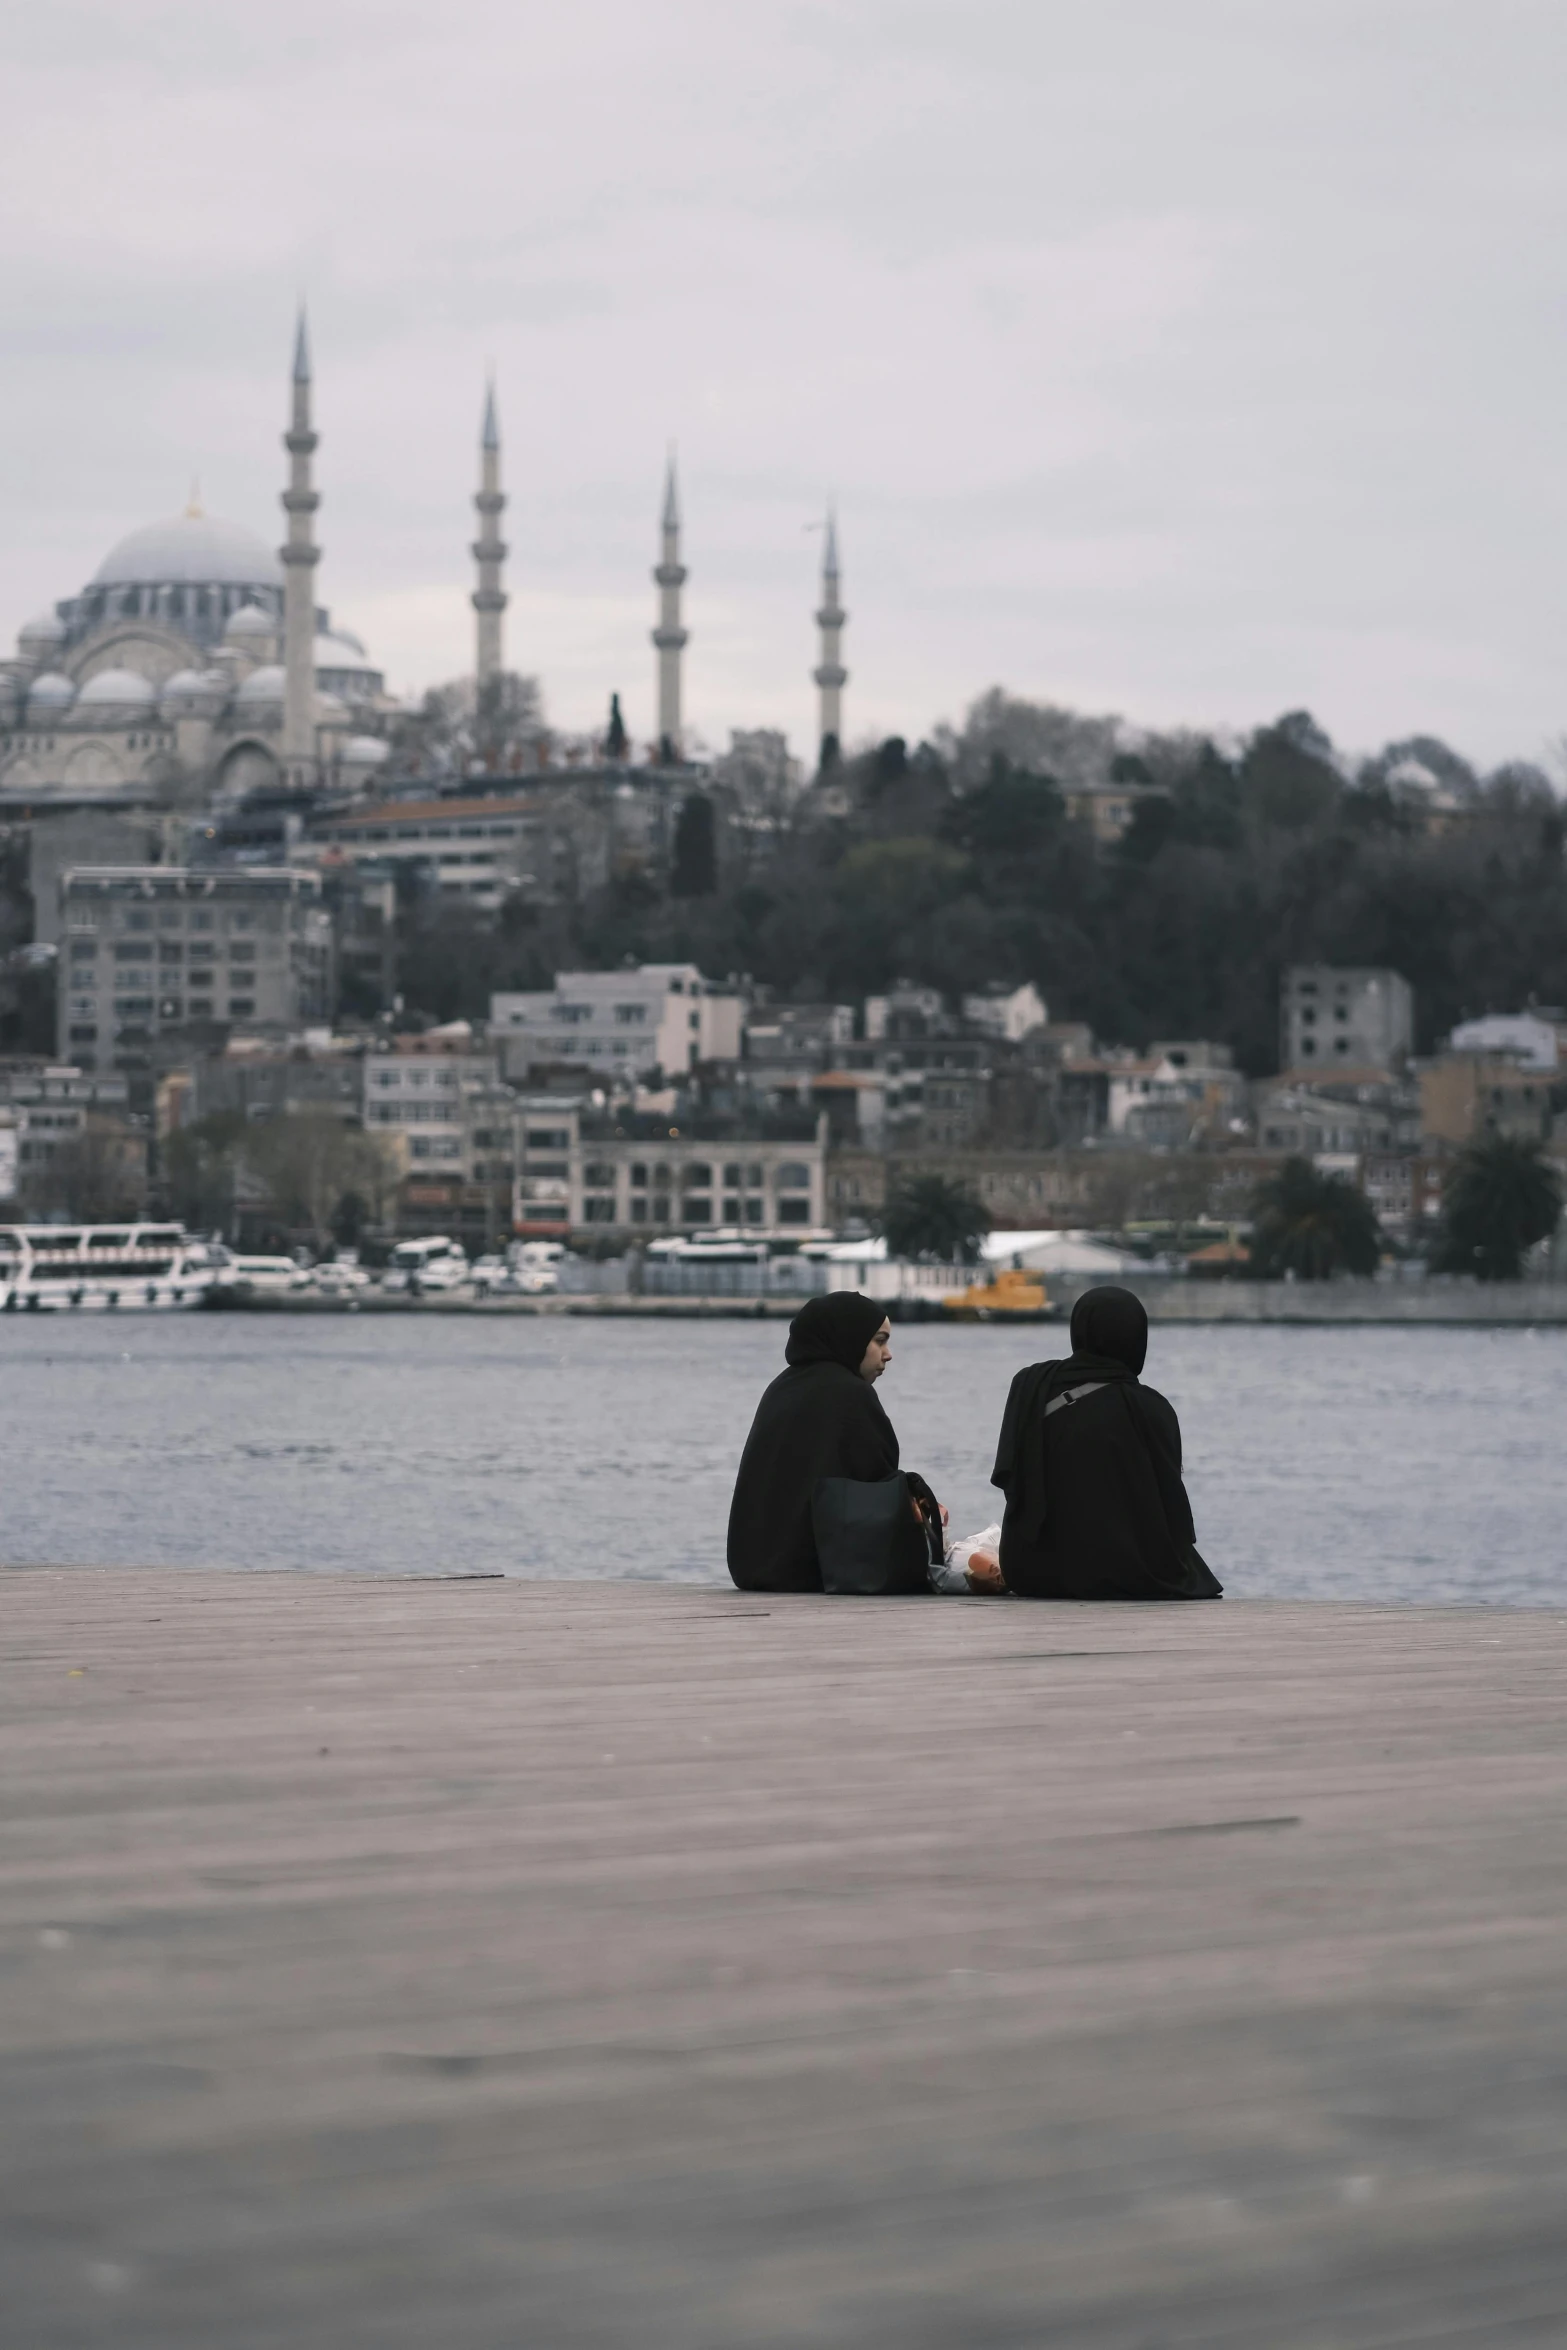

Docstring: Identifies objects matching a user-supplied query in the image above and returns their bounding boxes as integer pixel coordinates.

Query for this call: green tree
[879,1173,988,1264]
[1430,1135,1563,1281]
[1249,1156,1382,1280]
[671,791,717,897]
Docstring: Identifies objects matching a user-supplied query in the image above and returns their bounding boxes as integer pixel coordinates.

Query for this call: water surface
[2,1315,1564,1606]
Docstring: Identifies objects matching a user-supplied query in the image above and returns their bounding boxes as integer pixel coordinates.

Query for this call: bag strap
[1043,1379,1109,1419]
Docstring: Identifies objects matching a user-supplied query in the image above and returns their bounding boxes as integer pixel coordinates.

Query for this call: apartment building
[57,867,331,1114]
[361,1027,502,1175]
[513,1098,827,1236]
[492,964,742,1083]
[1281,966,1413,1072]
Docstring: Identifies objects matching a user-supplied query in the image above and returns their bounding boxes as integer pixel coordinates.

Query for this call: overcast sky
[3,0,1565,769]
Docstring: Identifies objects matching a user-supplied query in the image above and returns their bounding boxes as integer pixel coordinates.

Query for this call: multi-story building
[0,1060,138,1205]
[1420,1054,1555,1147]
[512,1097,826,1237]
[1281,966,1413,1072]
[361,1027,501,1176]
[492,964,742,1084]
[959,982,1048,1043]
[742,1001,855,1070]
[57,866,332,1115]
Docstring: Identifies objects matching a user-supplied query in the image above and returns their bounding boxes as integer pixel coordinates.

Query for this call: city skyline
[3,1,1566,771]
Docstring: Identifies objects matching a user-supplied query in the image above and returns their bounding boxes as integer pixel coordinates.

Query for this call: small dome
[225,602,276,641]
[234,664,285,708]
[93,510,281,592]
[77,666,157,709]
[161,667,227,713]
[316,690,350,723]
[27,671,76,713]
[18,611,67,657]
[342,735,390,766]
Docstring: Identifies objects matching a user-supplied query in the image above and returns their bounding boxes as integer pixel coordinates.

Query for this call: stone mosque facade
[0,314,852,816]
[0,320,395,814]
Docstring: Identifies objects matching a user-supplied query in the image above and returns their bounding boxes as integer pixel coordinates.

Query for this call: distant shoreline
[197,1282,1567,1327]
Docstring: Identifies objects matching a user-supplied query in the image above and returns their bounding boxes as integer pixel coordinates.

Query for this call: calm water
[1,1315,1564,1607]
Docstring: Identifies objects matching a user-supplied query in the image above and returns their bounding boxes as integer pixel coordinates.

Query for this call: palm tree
[1430,1135,1563,1281]
[878,1174,988,1264]
[1249,1155,1382,1280]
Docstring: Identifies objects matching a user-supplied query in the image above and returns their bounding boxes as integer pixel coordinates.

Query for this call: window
[614,1004,646,1025]
[189,942,216,963]
[630,1197,648,1224]
[584,1162,617,1187]
[744,1200,765,1224]
[778,1199,811,1225]
[127,911,153,933]
[652,1196,670,1222]
[777,1163,812,1190]
[159,941,183,962]
[746,1164,764,1187]
[68,1024,98,1045]
[114,995,155,1017]
[191,911,214,932]
[684,1198,712,1222]
[722,1196,740,1222]
[115,942,154,963]
[526,1127,570,1150]
[723,1163,742,1186]
[683,1162,713,1189]
[653,1164,672,1189]
[228,998,256,1018]
[188,998,213,1018]
[70,940,98,962]
[230,942,257,963]
[584,1198,617,1222]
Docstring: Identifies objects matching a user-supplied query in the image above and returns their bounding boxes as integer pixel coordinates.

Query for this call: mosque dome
[18,611,67,662]
[225,602,276,644]
[314,626,384,704]
[76,668,158,717]
[234,664,285,710]
[94,509,282,592]
[27,671,77,715]
[161,667,228,714]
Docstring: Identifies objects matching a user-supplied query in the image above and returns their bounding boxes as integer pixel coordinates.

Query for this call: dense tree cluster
[392,694,1567,1071]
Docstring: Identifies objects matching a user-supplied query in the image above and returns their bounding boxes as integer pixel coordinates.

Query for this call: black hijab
[728,1292,899,1591]
[991,1285,1221,1601]
[785,1291,888,1372]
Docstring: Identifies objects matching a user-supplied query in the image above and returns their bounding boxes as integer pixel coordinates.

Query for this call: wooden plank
[3,1570,1567,2346]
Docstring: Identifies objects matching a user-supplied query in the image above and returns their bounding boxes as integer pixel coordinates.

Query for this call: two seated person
[726,1287,1221,1602]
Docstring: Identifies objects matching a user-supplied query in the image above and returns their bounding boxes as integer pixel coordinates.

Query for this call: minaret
[472,381,507,689]
[280,308,320,787]
[813,508,847,768]
[651,454,688,762]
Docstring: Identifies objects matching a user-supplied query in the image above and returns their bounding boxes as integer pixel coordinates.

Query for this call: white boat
[0,1223,228,1312]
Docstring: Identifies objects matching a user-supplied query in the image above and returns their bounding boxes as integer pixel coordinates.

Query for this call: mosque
[0,314,850,814]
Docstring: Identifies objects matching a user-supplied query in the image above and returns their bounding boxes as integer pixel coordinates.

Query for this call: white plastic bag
[930,1521,1004,1595]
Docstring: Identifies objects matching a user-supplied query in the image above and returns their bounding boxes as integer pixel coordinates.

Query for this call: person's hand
[965,1552,1005,1594]
[939,1503,950,1528]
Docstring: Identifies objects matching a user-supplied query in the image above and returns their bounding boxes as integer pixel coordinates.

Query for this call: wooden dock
[5,1569,1567,2346]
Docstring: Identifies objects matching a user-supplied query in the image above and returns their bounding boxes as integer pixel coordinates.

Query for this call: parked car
[312,1261,372,1296]
[469,1253,510,1295]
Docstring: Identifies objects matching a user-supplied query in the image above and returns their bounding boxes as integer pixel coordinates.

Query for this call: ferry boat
[0,1223,229,1312]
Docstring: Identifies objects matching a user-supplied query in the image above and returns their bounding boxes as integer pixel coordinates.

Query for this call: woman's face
[858,1319,893,1382]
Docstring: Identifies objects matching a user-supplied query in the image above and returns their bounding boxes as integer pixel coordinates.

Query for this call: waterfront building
[56,866,332,1114]
[512,1096,827,1237]
[1281,966,1413,1072]
[1419,1052,1555,1147]
[492,964,742,1084]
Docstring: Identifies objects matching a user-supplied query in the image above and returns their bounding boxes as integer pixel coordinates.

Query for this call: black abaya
[991,1286,1221,1602]
[727,1294,902,1593]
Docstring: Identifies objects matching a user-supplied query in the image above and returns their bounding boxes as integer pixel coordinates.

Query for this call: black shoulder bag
[812,1472,939,1596]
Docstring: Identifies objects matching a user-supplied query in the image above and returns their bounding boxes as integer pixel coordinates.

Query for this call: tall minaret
[472,381,507,689]
[280,308,320,787]
[813,508,847,768]
[651,454,688,762]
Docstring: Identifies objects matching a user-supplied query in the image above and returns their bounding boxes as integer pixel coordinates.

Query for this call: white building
[491,964,742,1082]
[961,982,1048,1044]
[1282,966,1413,1072]
[1445,1012,1563,1072]
[513,1097,826,1237]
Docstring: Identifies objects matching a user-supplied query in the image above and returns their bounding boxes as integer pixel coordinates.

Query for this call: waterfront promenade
[6,1570,1567,2345]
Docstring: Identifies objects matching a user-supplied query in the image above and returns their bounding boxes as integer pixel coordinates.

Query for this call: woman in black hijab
[991,1285,1221,1602]
[727,1293,937,1592]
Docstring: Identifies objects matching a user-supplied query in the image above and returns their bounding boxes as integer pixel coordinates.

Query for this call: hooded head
[785,1291,889,1374]
[1068,1285,1148,1377]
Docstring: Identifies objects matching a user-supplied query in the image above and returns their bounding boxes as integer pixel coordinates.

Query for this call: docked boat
[0,1223,228,1312]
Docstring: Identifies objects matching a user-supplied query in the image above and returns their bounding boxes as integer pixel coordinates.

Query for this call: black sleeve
[839,1382,901,1482]
[1136,1387,1196,1546]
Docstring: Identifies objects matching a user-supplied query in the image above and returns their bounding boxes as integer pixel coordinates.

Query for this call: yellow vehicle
[941,1266,1050,1317]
